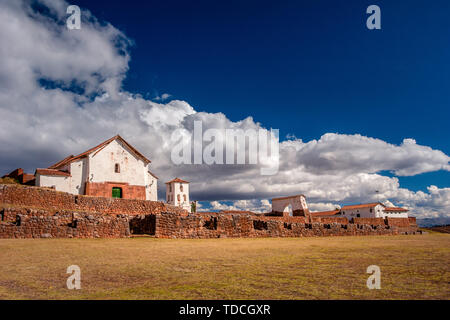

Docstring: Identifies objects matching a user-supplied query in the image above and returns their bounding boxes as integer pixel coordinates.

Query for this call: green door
[112,187,122,198]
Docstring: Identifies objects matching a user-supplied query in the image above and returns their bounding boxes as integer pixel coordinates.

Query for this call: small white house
[340,202,409,220]
[35,135,158,201]
[166,177,190,211]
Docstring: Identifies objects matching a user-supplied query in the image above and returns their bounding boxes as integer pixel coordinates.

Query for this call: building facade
[340,202,409,220]
[35,135,158,201]
[166,178,190,211]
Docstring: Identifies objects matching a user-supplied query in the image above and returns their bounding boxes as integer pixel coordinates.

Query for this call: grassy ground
[0,234,449,300]
[0,177,19,184]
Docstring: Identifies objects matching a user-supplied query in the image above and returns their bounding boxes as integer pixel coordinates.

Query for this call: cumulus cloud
[308,202,341,212]
[202,199,272,213]
[281,134,450,176]
[0,0,448,222]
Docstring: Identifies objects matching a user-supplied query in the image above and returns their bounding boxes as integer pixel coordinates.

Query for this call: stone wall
[0,184,420,239]
[311,216,349,224]
[0,207,130,239]
[2,168,35,185]
[129,214,156,235]
[0,184,186,216]
[85,182,146,200]
[352,217,386,226]
[152,212,420,239]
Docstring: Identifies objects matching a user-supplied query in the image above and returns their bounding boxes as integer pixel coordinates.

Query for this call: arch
[271,195,310,219]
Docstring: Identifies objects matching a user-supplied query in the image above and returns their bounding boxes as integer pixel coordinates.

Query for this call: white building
[340,202,409,220]
[380,206,409,218]
[166,177,190,211]
[35,135,158,201]
[271,194,310,217]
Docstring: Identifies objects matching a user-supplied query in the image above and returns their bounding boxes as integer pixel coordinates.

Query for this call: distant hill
[422,225,450,234]
[416,217,450,227]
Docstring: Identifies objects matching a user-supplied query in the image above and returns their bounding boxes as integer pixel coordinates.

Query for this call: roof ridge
[341,202,384,209]
[48,135,151,169]
[165,177,190,184]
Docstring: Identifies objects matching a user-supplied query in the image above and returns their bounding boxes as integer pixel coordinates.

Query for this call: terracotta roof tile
[165,177,189,184]
[384,207,408,212]
[310,209,341,217]
[148,170,159,180]
[35,169,71,177]
[341,203,384,210]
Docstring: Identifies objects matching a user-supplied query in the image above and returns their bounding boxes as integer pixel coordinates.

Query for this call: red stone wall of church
[85,182,146,200]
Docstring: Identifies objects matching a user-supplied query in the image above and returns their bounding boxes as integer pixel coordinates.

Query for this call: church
[34,135,159,201]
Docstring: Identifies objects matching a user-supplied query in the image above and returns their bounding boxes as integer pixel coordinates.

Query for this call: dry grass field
[0,233,449,300]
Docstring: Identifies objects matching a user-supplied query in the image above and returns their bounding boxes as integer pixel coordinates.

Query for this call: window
[370,208,373,213]
[357,214,360,217]
[115,163,120,173]
[180,184,183,192]
[177,194,180,202]
[169,184,172,192]
[183,194,186,202]
[112,187,122,198]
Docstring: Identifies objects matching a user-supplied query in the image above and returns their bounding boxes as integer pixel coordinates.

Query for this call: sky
[0,0,449,223]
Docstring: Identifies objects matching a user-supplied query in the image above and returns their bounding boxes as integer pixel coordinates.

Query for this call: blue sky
[0,0,449,220]
[72,0,450,191]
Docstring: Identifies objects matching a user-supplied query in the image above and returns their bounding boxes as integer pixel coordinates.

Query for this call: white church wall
[88,139,147,186]
[37,174,71,193]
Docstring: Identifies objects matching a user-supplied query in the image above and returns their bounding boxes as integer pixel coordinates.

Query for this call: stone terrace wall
[311,216,349,224]
[0,184,420,239]
[153,212,420,239]
[0,184,186,216]
[352,217,386,226]
[0,207,130,239]
[408,217,417,226]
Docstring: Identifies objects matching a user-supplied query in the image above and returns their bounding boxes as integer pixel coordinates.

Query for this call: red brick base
[85,182,146,200]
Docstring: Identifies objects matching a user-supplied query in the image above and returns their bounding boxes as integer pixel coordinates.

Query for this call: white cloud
[383,200,395,208]
[281,134,450,177]
[202,199,272,213]
[0,0,448,221]
[308,202,341,212]
[154,93,172,101]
